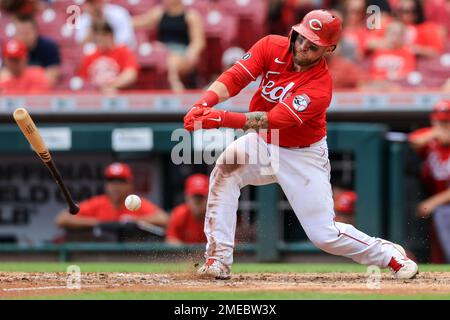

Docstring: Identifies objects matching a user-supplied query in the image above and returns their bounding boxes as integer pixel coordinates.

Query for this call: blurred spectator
[56,162,169,230]
[423,0,450,41]
[369,0,393,11]
[133,0,205,92]
[268,0,330,35]
[334,190,357,225]
[338,0,393,59]
[340,0,368,61]
[76,0,136,48]
[326,42,371,89]
[364,0,396,55]
[369,20,415,84]
[13,15,61,87]
[326,9,371,89]
[395,0,445,57]
[78,20,139,93]
[267,0,287,35]
[279,0,324,34]
[0,0,41,18]
[166,174,209,245]
[409,100,450,263]
[0,38,50,94]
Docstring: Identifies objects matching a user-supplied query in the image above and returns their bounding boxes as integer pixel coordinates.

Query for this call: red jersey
[79,45,139,87]
[341,27,367,60]
[76,194,159,222]
[328,56,370,89]
[370,48,416,81]
[230,35,333,147]
[0,66,50,94]
[166,203,206,244]
[405,22,445,54]
[424,0,450,41]
[409,127,450,195]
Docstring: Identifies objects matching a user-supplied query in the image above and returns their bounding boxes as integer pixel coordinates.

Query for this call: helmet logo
[309,19,322,31]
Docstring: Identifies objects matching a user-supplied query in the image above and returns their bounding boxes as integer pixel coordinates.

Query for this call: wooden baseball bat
[13,108,79,215]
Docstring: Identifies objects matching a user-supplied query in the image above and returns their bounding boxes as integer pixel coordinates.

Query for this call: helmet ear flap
[290,30,298,52]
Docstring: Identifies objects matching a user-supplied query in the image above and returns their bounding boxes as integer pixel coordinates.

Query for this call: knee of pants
[304,224,340,251]
[210,147,247,188]
[211,162,242,181]
[208,163,244,197]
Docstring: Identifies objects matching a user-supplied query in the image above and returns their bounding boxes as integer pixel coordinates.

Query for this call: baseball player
[184,9,418,280]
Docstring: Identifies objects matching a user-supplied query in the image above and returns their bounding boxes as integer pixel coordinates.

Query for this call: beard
[293,52,322,67]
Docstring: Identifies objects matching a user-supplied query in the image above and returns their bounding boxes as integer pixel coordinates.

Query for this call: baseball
[125,194,141,211]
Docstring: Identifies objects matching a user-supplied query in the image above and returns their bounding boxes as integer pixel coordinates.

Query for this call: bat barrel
[13,107,52,162]
[14,107,79,215]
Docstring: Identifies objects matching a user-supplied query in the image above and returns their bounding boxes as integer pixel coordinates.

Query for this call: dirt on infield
[1,271,450,298]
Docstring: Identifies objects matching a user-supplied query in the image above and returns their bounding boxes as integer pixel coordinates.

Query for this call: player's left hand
[184,106,205,131]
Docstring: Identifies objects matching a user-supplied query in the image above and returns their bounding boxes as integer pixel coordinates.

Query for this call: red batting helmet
[291,9,342,47]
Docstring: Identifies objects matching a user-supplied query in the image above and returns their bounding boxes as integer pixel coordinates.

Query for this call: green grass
[1,262,450,300]
[1,262,450,273]
[0,262,192,273]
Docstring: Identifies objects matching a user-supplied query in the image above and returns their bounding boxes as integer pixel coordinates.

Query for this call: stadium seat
[61,43,83,66]
[216,0,268,49]
[136,42,168,71]
[445,42,450,53]
[110,0,159,15]
[35,8,77,45]
[203,10,238,48]
[182,0,210,15]
[133,42,169,89]
[0,13,14,43]
[198,9,239,82]
[135,29,152,44]
[49,0,78,12]
[416,55,450,87]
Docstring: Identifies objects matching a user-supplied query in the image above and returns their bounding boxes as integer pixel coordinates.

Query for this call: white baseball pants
[204,132,400,268]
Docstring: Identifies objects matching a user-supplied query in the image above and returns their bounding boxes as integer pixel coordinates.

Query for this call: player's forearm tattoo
[243,112,269,131]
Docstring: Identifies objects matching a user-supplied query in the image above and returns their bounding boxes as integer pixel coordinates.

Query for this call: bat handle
[69,203,80,215]
[46,160,80,215]
[56,177,79,215]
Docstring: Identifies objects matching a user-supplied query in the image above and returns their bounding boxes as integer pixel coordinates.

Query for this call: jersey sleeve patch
[241,52,251,60]
[292,94,311,112]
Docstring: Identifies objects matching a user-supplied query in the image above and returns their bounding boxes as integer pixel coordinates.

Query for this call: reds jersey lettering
[261,79,295,103]
[234,35,332,147]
